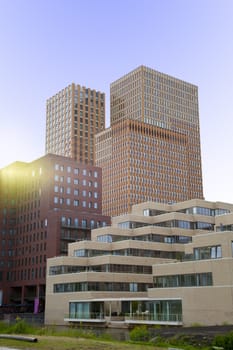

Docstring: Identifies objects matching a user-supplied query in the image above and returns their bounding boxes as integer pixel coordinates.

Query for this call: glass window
[74,168,79,175]
[130,283,138,292]
[67,177,71,184]
[74,249,86,257]
[216,246,222,258]
[82,220,87,228]
[67,166,71,173]
[94,171,98,178]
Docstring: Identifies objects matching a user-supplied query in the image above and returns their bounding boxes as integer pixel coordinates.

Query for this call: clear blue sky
[0,0,233,203]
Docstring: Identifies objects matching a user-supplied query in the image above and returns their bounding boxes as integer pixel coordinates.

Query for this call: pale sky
[0,0,233,203]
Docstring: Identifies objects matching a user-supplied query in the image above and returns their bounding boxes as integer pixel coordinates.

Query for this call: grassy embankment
[0,318,212,350]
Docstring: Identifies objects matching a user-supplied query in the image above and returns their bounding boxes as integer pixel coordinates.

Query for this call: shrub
[213,331,233,350]
[9,318,30,334]
[129,325,150,342]
[0,321,9,333]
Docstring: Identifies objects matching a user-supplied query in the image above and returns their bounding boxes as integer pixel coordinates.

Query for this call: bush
[129,325,150,342]
[213,331,233,350]
[9,318,30,334]
[0,321,9,333]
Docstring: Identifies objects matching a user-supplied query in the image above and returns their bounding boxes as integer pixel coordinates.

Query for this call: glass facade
[68,299,182,323]
[194,245,222,260]
[154,272,213,288]
[54,281,152,293]
[49,264,152,275]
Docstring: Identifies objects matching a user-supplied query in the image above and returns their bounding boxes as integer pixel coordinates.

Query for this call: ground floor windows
[68,299,182,323]
[69,301,103,319]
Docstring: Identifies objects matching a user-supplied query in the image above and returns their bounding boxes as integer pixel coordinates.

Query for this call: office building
[95,66,203,216]
[45,84,105,164]
[0,154,110,310]
[45,199,233,326]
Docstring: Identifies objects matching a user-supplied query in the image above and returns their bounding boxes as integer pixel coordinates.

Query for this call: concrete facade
[45,199,233,326]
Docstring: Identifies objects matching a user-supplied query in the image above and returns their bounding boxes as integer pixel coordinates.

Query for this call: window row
[154,272,213,288]
[73,248,183,259]
[54,186,98,198]
[6,266,46,282]
[194,245,222,260]
[54,197,98,208]
[54,164,98,178]
[54,175,98,187]
[60,217,106,229]
[54,281,152,293]
[49,264,152,275]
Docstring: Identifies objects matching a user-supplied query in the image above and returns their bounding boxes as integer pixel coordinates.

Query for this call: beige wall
[45,199,233,326]
[148,286,233,326]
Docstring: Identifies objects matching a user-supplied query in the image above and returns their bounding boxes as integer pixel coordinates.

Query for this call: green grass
[0,319,211,350]
[0,335,164,350]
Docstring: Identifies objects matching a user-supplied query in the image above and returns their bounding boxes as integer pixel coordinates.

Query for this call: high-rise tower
[95,66,203,216]
[45,83,105,164]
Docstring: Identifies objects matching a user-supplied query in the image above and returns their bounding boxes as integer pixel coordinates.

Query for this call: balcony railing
[125,312,182,323]
[65,312,182,325]
[64,312,105,323]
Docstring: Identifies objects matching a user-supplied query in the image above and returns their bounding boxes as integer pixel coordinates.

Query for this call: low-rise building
[45,199,233,326]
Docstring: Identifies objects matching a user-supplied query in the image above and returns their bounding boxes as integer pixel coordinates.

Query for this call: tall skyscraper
[95,66,203,216]
[0,154,110,309]
[45,83,105,164]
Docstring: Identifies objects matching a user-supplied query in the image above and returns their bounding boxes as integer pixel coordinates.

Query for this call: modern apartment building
[45,199,233,326]
[149,212,233,326]
[0,154,110,310]
[95,66,203,216]
[45,83,105,164]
